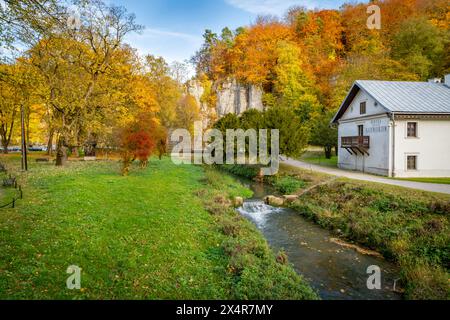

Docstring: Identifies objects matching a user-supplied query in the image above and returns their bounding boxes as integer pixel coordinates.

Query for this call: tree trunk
[1,132,10,154]
[0,112,15,155]
[47,129,54,156]
[335,145,338,156]
[324,146,332,159]
[26,111,31,148]
[55,137,67,166]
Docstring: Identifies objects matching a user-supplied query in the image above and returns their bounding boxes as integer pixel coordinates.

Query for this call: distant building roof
[332,80,450,123]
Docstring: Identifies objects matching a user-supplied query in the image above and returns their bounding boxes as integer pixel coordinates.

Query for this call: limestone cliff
[187,78,264,127]
[215,79,264,117]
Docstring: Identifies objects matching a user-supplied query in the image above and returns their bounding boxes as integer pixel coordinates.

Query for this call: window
[407,122,417,137]
[360,102,366,115]
[407,155,417,170]
[358,125,364,136]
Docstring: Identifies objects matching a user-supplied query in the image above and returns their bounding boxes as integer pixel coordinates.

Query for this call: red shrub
[121,127,156,175]
[123,130,155,162]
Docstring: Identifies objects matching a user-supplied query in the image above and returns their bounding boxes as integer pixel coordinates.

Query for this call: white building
[331,77,450,178]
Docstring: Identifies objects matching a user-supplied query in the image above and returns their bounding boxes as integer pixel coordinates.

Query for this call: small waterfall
[237,200,283,228]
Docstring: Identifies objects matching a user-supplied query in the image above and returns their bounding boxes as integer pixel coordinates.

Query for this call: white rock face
[186,80,214,129]
[187,80,205,108]
[186,78,265,126]
[216,79,264,117]
[248,84,264,111]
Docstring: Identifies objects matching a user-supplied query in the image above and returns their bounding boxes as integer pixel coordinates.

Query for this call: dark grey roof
[332,80,450,123]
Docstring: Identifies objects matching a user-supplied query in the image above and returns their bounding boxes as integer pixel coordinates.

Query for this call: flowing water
[237,180,402,300]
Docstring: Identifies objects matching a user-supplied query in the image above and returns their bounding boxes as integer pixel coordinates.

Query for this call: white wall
[393,120,450,177]
[338,116,391,176]
[341,90,385,120]
[338,90,391,176]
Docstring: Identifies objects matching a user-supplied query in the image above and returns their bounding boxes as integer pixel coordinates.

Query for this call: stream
[236,180,402,300]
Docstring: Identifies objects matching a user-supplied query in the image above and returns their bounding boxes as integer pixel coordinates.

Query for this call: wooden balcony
[341,136,370,156]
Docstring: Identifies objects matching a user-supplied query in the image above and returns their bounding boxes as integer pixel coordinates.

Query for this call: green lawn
[0,156,317,300]
[298,150,338,168]
[396,177,450,185]
[0,172,19,208]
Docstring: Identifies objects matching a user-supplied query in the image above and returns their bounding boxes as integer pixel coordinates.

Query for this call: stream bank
[236,179,402,300]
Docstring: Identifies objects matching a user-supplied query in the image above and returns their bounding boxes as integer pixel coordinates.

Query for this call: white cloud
[137,28,202,43]
[124,27,202,72]
[225,0,320,15]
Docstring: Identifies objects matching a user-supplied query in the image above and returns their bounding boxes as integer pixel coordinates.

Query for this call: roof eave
[331,81,394,124]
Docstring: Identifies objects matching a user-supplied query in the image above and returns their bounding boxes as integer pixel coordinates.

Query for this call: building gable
[332,83,389,123]
[340,90,386,121]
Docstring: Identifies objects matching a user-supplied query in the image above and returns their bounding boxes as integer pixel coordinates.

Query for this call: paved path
[282,158,450,195]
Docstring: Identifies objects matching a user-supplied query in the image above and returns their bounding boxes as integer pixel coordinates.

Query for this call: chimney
[428,78,441,83]
[445,74,450,86]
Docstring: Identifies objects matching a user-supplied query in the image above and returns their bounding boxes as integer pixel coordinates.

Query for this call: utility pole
[21,105,28,171]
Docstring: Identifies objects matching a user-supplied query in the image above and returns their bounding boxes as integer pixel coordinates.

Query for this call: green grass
[218,164,262,180]
[283,172,450,300]
[0,155,317,300]
[298,150,338,168]
[395,177,450,185]
[0,171,21,208]
[270,176,306,194]
[0,187,19,206]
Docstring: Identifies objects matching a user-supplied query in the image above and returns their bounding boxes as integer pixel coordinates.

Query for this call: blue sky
[110,0,349,65]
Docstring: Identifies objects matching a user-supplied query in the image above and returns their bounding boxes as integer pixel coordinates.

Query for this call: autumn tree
[170,60,190,84]
[0,62,36,153]
[119,111,165,174]
[121,129,155,175]
[175,94,201,133]
[392,17,447,79]
[0,65,18,153]
[287,8,344,104]
[145,55,182,129]
[273,41,320,120]
[13,0,143,165]
[230,20,293,89]
[191,29,219,78]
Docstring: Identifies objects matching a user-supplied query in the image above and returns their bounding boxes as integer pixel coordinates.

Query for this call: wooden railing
[341,136,370,149]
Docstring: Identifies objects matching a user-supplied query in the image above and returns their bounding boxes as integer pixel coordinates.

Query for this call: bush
[272,176,305,194]
[400,258,449,300]
[121,130,155,175]
[118,113,165,175]
[220,164,261,179]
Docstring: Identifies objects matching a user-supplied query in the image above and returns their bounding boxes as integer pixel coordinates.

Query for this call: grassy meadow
[297,149,338,168]
[0,154,317,300]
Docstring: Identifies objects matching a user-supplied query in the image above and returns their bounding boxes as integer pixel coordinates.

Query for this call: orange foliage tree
[196,0,449,114]
[120,115,160,175]
[230,20,293,89]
